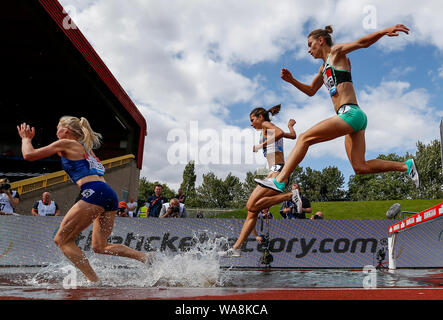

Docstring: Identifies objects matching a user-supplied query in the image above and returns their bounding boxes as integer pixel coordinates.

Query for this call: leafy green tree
[319,166,346,201]
[242,170,262,197]
[348,140,443,201]
[348,153,410,201]
[408,139,443,199]
[223,173,245,208]
[196,172,245,208]
[196,172,226,208]
[295,166,345,201]
[298,167,322,201]
[180,161,199,206]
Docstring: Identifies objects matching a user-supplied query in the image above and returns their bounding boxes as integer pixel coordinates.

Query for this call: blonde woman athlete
[17,117,153,283]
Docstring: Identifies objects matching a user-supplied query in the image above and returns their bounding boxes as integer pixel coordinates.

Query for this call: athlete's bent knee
[246,202,259,213]
[298,132,316,147]
[53,236,61,248]
[54,235,67,248]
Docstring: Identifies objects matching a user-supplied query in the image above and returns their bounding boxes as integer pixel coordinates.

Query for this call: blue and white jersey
[61,151,105,184]
[260,132,283,158]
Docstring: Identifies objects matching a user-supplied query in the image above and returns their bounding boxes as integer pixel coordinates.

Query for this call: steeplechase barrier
[1,214,442,269]
[388,202,443,269]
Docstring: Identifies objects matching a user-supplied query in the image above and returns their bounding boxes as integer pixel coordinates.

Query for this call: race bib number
[85,154,105,175]
[323,67,337,96]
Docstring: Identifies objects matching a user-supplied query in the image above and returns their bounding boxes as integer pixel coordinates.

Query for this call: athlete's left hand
[17,123,36,140]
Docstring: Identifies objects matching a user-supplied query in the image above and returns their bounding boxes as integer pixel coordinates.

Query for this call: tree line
[138,139,443,208]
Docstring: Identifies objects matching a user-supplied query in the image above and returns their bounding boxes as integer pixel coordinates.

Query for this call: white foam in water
[25,232,233,288]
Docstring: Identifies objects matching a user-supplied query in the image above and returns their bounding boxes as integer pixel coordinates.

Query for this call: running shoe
[292,188,303,214]
[405,159,419,188]
[254,177,285,193]
[218,248,241,258]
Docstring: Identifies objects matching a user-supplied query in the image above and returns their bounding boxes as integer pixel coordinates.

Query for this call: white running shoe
[218,248,241,258]
[405,159,419,188]
[292,188,303,214]
[254,178,285,193]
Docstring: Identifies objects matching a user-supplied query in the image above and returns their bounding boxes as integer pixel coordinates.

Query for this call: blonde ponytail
[79,117,102,152]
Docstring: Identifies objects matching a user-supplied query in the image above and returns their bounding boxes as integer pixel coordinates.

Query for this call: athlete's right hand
[281,68,294,82]
[17,123,35,140]
[384,24,409,37]
[288,119,296,127]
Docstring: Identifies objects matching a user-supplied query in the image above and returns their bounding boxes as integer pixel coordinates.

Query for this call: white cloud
[59,0,443,191]
[359,81,438,152]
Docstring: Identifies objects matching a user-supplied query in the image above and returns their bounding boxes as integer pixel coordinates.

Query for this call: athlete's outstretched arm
[282,119,297,140]
[332,24,409,56]
[281,66,324,97]
[17,123,66,161]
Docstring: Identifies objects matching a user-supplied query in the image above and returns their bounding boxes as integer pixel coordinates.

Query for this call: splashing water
[23,232,234,288]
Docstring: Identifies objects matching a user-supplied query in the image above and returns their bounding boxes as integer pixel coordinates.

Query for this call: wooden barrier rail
[10,154,135,195]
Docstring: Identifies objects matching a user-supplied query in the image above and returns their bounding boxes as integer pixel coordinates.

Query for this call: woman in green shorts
[255,24,419,193]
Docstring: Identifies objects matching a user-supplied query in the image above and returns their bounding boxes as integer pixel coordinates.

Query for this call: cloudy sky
[60,0,443,191]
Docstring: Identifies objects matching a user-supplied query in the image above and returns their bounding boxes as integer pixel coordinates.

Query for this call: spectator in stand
[258,207,274,219]
[127,196,138,217]
[146,184,168,218]
[175,188,186,204]
[159,198,188,218]
[117,201,129,217]
[31,191,60,216]
[196,210,204,218]
[311,211,324,220]
[279,183,312,219]
[0,177,20,216]
[137,201,147,218]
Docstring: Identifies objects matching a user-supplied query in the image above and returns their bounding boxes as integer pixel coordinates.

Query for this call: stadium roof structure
[1,0,147,174]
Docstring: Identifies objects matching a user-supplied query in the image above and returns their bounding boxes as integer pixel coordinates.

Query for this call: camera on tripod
[259,233,273,266]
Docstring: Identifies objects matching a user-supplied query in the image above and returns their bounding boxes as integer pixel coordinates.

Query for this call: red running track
[176,287,443,300]
[1,287,442,300]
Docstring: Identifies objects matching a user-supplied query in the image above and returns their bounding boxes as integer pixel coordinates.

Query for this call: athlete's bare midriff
[330,82,358,112]
[76,175,106,188]
[266,152,285,167]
